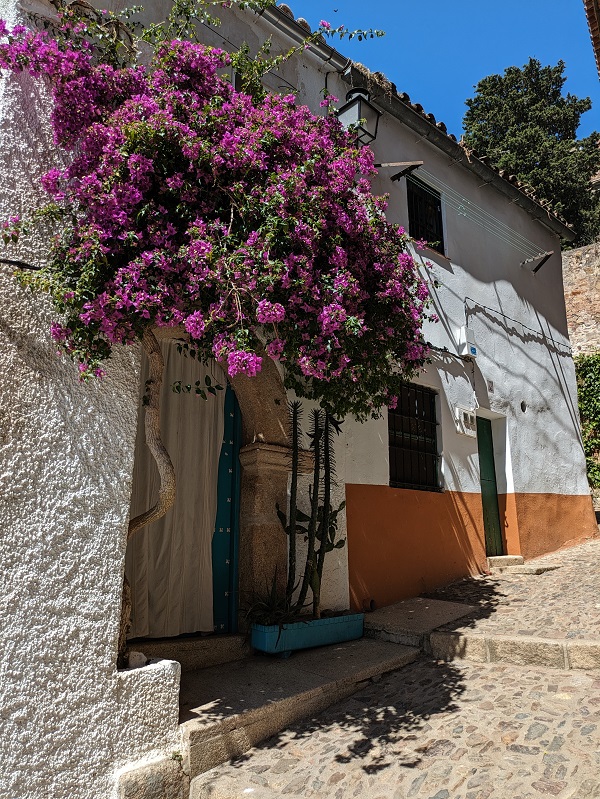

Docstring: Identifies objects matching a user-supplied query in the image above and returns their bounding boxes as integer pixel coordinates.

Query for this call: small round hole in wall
[520,401,527,413]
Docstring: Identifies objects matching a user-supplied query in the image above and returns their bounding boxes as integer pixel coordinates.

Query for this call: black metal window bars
[388,383,440,491]
[407,175,445,255]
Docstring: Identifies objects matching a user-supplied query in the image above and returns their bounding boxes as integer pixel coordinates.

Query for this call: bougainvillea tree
[0,1,433,657]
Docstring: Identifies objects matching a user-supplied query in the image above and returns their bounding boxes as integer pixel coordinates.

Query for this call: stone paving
[426,538,600,642]
[192,540,600,798]
[192,657,600,799]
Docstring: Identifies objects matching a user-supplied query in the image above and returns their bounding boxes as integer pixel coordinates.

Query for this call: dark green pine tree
[463,58,600,246]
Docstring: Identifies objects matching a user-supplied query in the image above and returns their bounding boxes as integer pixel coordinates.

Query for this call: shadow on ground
[422,574,505,628]
[224,657,470,775]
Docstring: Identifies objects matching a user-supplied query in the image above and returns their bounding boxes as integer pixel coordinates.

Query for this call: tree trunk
[118,327,177,666]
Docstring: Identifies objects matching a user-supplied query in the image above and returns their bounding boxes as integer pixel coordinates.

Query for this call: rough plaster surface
[0,7,181,795]
[0,265,182,798]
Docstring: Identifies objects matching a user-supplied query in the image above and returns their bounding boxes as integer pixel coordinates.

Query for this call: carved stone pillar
[238,443,290,612]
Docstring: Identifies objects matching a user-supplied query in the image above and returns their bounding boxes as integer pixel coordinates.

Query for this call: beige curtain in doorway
[126,341,226,639]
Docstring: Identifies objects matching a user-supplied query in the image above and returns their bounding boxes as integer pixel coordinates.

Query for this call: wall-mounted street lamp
[336,88,382,145]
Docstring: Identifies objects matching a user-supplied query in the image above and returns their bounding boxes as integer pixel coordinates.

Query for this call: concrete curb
[430,630,600,670]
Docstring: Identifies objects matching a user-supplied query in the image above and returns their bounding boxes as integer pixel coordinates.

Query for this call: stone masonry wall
[562,241,600,355]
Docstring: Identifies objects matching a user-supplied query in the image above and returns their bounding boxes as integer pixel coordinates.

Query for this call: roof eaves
[262,4,576,241]
[583,0,600,77]
[349,62,576,241]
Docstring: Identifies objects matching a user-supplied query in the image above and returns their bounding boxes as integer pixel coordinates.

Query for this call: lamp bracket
[520,251,554,274]
[387,161,424,181]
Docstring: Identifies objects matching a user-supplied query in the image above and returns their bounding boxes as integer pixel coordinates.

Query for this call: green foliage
[463,58,600,246]
[575,353,600,488]
[42,0,382,95]
[244,570,304,629]
[171,373,224,400]
[39,0,278,69]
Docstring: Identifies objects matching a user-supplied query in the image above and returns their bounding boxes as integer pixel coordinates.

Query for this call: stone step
[363,596,477,650]
[133,634,249,673]
[489,564,560,575]
[180,638,420,780]
[430,630,600,670]
[486,555,524,568]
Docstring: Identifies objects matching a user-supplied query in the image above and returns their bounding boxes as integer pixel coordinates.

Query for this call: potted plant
[249,402,364,656]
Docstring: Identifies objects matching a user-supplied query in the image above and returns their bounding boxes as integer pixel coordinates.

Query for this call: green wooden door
[211,386,242,633]
[476,417,504,557]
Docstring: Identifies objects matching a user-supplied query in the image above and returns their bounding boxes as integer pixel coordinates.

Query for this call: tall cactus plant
[285,400,302,600]
[277,402,345,619]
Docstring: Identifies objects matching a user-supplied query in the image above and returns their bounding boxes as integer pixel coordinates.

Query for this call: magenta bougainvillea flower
[0,24,433,418]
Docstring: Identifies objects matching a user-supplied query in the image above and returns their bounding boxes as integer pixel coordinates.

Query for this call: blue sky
[292,0,600,139]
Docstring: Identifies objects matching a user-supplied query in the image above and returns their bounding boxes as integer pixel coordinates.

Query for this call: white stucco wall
[0,264,182,799]
[0,3,181,797]
[0,2,593,793]
[208,5,588,497]
[344,99,587,500]
[241,8,591,606]
[203,5,591,607]
[326,93,586,498]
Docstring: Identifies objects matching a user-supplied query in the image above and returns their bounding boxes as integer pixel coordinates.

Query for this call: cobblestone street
[193,540,600,799]
[194,658,600,799]
[427,539,600,642]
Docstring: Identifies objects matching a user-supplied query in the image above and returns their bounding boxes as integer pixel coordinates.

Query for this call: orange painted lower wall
[500,492,597,561]
[346,484,598,611]
[346,485,487,611]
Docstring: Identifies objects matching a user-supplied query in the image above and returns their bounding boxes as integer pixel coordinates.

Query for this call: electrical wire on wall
[462,296,572,356]
[414,169,546,261]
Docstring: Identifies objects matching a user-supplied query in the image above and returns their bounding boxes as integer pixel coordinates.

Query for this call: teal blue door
[476,417,504,557]
[211,386,242,633]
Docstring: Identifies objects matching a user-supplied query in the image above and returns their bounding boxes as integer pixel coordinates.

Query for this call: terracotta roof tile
[273,3,574,232]
[583,0,600,76]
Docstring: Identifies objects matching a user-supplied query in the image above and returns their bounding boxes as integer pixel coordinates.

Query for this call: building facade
[0,3,597,798]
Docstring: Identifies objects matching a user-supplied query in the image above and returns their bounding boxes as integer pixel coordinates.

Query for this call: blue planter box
[251,613,364,656]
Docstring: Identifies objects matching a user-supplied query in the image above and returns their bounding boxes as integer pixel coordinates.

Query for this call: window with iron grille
[407,175,445,254]
[388,383,440,491]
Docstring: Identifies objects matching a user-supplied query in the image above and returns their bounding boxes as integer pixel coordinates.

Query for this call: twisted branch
[127,327,176,540]
[119,327,176,665]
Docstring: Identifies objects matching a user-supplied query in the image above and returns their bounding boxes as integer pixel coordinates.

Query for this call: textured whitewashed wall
[360,108,588,499]
[0,2,181,797]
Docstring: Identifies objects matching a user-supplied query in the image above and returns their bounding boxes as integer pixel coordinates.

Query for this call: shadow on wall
[427,276,581,478]
[464,298,582,471]
[346,484,486,612]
